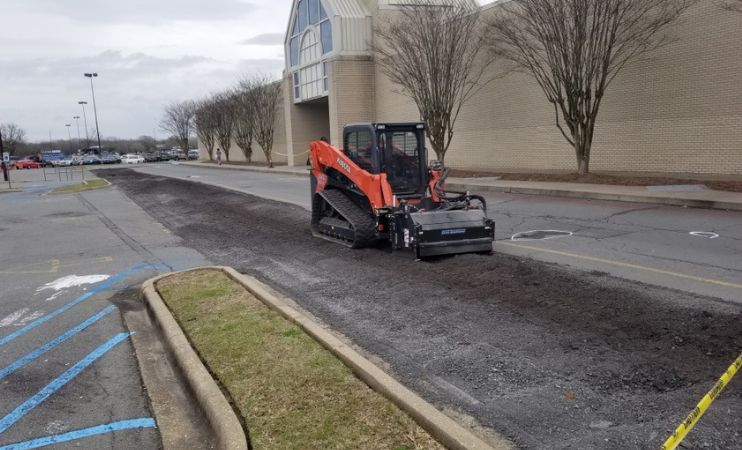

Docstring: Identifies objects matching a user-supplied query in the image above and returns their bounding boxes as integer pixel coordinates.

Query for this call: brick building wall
[372,0,742,175]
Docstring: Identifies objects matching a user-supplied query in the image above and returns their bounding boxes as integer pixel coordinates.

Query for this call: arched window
[288,0,332,69]
[298,29,324,100]
[288,0,333,101]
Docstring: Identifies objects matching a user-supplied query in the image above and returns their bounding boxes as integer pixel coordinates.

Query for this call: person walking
[216,148,222,166]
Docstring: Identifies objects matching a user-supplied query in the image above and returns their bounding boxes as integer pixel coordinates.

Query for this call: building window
[288,0,332,101]
[289,36,299,67]
[320,20,332,54]
[289,0,332,67]
[323,62,329,92]
[308,0,320,25]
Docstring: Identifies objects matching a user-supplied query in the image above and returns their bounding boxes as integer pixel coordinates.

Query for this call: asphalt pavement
[0,180,206,448]
[128,162,742,305]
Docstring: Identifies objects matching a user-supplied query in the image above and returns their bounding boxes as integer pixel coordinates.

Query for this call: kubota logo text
[337,158,351,174]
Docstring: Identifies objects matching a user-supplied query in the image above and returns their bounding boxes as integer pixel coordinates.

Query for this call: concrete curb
[180,161,309,178]
[447,182,742,212]
[217,266,513,450]
[141,275,248,450]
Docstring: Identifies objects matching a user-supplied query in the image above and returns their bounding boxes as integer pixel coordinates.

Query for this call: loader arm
[309,139,395,210]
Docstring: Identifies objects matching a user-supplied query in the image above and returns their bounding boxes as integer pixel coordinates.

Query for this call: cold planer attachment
[309,122,494,258]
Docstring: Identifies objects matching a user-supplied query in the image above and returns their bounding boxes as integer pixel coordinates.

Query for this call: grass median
[156,269,442,450]
[50,178,109,194]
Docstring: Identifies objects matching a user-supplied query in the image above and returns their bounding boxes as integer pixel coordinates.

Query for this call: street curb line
[217,266,512,450]
[446,183,742,212]
[141,275,248,450]
[180,161,309,178]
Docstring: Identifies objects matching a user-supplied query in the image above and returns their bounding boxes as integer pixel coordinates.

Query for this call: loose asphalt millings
[106,169,742,450]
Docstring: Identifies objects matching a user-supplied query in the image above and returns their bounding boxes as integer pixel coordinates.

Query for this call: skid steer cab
[309,122,494,258]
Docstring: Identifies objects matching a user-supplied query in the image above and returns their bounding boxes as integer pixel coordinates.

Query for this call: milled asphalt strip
[143,266,511,450]
[141,275,247,450]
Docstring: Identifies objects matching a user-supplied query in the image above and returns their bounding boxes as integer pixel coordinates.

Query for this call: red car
[16,159,42,169]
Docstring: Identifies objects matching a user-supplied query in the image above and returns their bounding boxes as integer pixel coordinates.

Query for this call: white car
[122,154,145,164]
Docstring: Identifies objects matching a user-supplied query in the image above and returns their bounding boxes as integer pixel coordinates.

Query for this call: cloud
[0,51,283,140]
[9,0,258,25]
[241,33,285,46]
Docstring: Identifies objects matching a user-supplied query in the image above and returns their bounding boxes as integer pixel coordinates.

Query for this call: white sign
[2,152,8,162]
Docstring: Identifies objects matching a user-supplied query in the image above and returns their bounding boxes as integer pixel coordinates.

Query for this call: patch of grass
[157,269,441,450]
[51,178,109,194]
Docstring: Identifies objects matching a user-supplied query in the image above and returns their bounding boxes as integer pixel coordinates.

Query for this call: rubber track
[315,189,377,249]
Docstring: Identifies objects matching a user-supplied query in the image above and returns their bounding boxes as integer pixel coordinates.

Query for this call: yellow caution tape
[272,149,310,157]
[661,352,742,450]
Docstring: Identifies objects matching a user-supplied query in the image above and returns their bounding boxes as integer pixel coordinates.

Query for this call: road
[129,162,742,305]
[106,168,742,450]
[0,180,207,448]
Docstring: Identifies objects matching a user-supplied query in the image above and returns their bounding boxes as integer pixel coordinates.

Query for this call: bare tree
[213,92,237,162]
[195,99,218,160]
[160,100,195,154]
[375,0,492,164]
[0,123,26,155]
[254,80,282,168]
[487,0,695,175]
[233,78,260,163]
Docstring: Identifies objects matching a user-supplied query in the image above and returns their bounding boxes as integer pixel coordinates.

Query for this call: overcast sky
[0,0,291,142]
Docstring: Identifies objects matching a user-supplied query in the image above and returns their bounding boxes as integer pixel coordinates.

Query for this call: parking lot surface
[0,182,206,448]
[107,168,742,450]
[129,162,742,304]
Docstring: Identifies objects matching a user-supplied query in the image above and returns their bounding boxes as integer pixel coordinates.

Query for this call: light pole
[84,73,102,151]
[65,124,72,152]
[78,101,90,148]
[73,116,81,148]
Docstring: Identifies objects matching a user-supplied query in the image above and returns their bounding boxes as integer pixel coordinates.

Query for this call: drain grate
[511,230,573,241]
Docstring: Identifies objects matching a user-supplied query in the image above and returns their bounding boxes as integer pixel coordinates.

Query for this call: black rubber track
[313,189,377,248]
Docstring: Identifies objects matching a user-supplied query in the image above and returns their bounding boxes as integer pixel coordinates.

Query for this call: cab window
[344,129,375,173]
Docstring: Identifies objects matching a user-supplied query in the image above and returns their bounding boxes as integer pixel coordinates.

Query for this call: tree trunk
[268,157,273,168]
[572,123,593,176]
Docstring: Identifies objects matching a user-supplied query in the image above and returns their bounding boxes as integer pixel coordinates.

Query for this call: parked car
[157,151,174,162]
[188,149,199,160]
[101,153,120,164]
[82,155,102,165]
[53,158,74,167]
[16,158,42,169]
[122,154,145,164]
[172,150,187,160]
[144,152,159,162]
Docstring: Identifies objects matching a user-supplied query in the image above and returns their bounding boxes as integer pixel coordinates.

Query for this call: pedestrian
[216,148,222,166]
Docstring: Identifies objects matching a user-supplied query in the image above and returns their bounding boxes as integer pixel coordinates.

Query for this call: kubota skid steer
[309,122,494,258]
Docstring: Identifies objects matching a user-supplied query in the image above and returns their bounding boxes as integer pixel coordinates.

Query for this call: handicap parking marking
[0,305,117,381]
[0,418,156,450]
[0,332,131,434]
[0,262,166,347]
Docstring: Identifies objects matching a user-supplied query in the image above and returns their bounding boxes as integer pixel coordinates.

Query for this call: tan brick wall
[328,56,377,147]
[371,0,742,175]
[285,94,331,164]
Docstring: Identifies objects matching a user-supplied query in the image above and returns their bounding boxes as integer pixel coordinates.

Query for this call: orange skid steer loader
[309,122,494,258]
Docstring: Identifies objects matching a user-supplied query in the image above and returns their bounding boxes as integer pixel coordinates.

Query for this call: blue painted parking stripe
[0,332,131,434]
[0,305,117,381]
[0,263,158,348]
[0,417,156,450]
